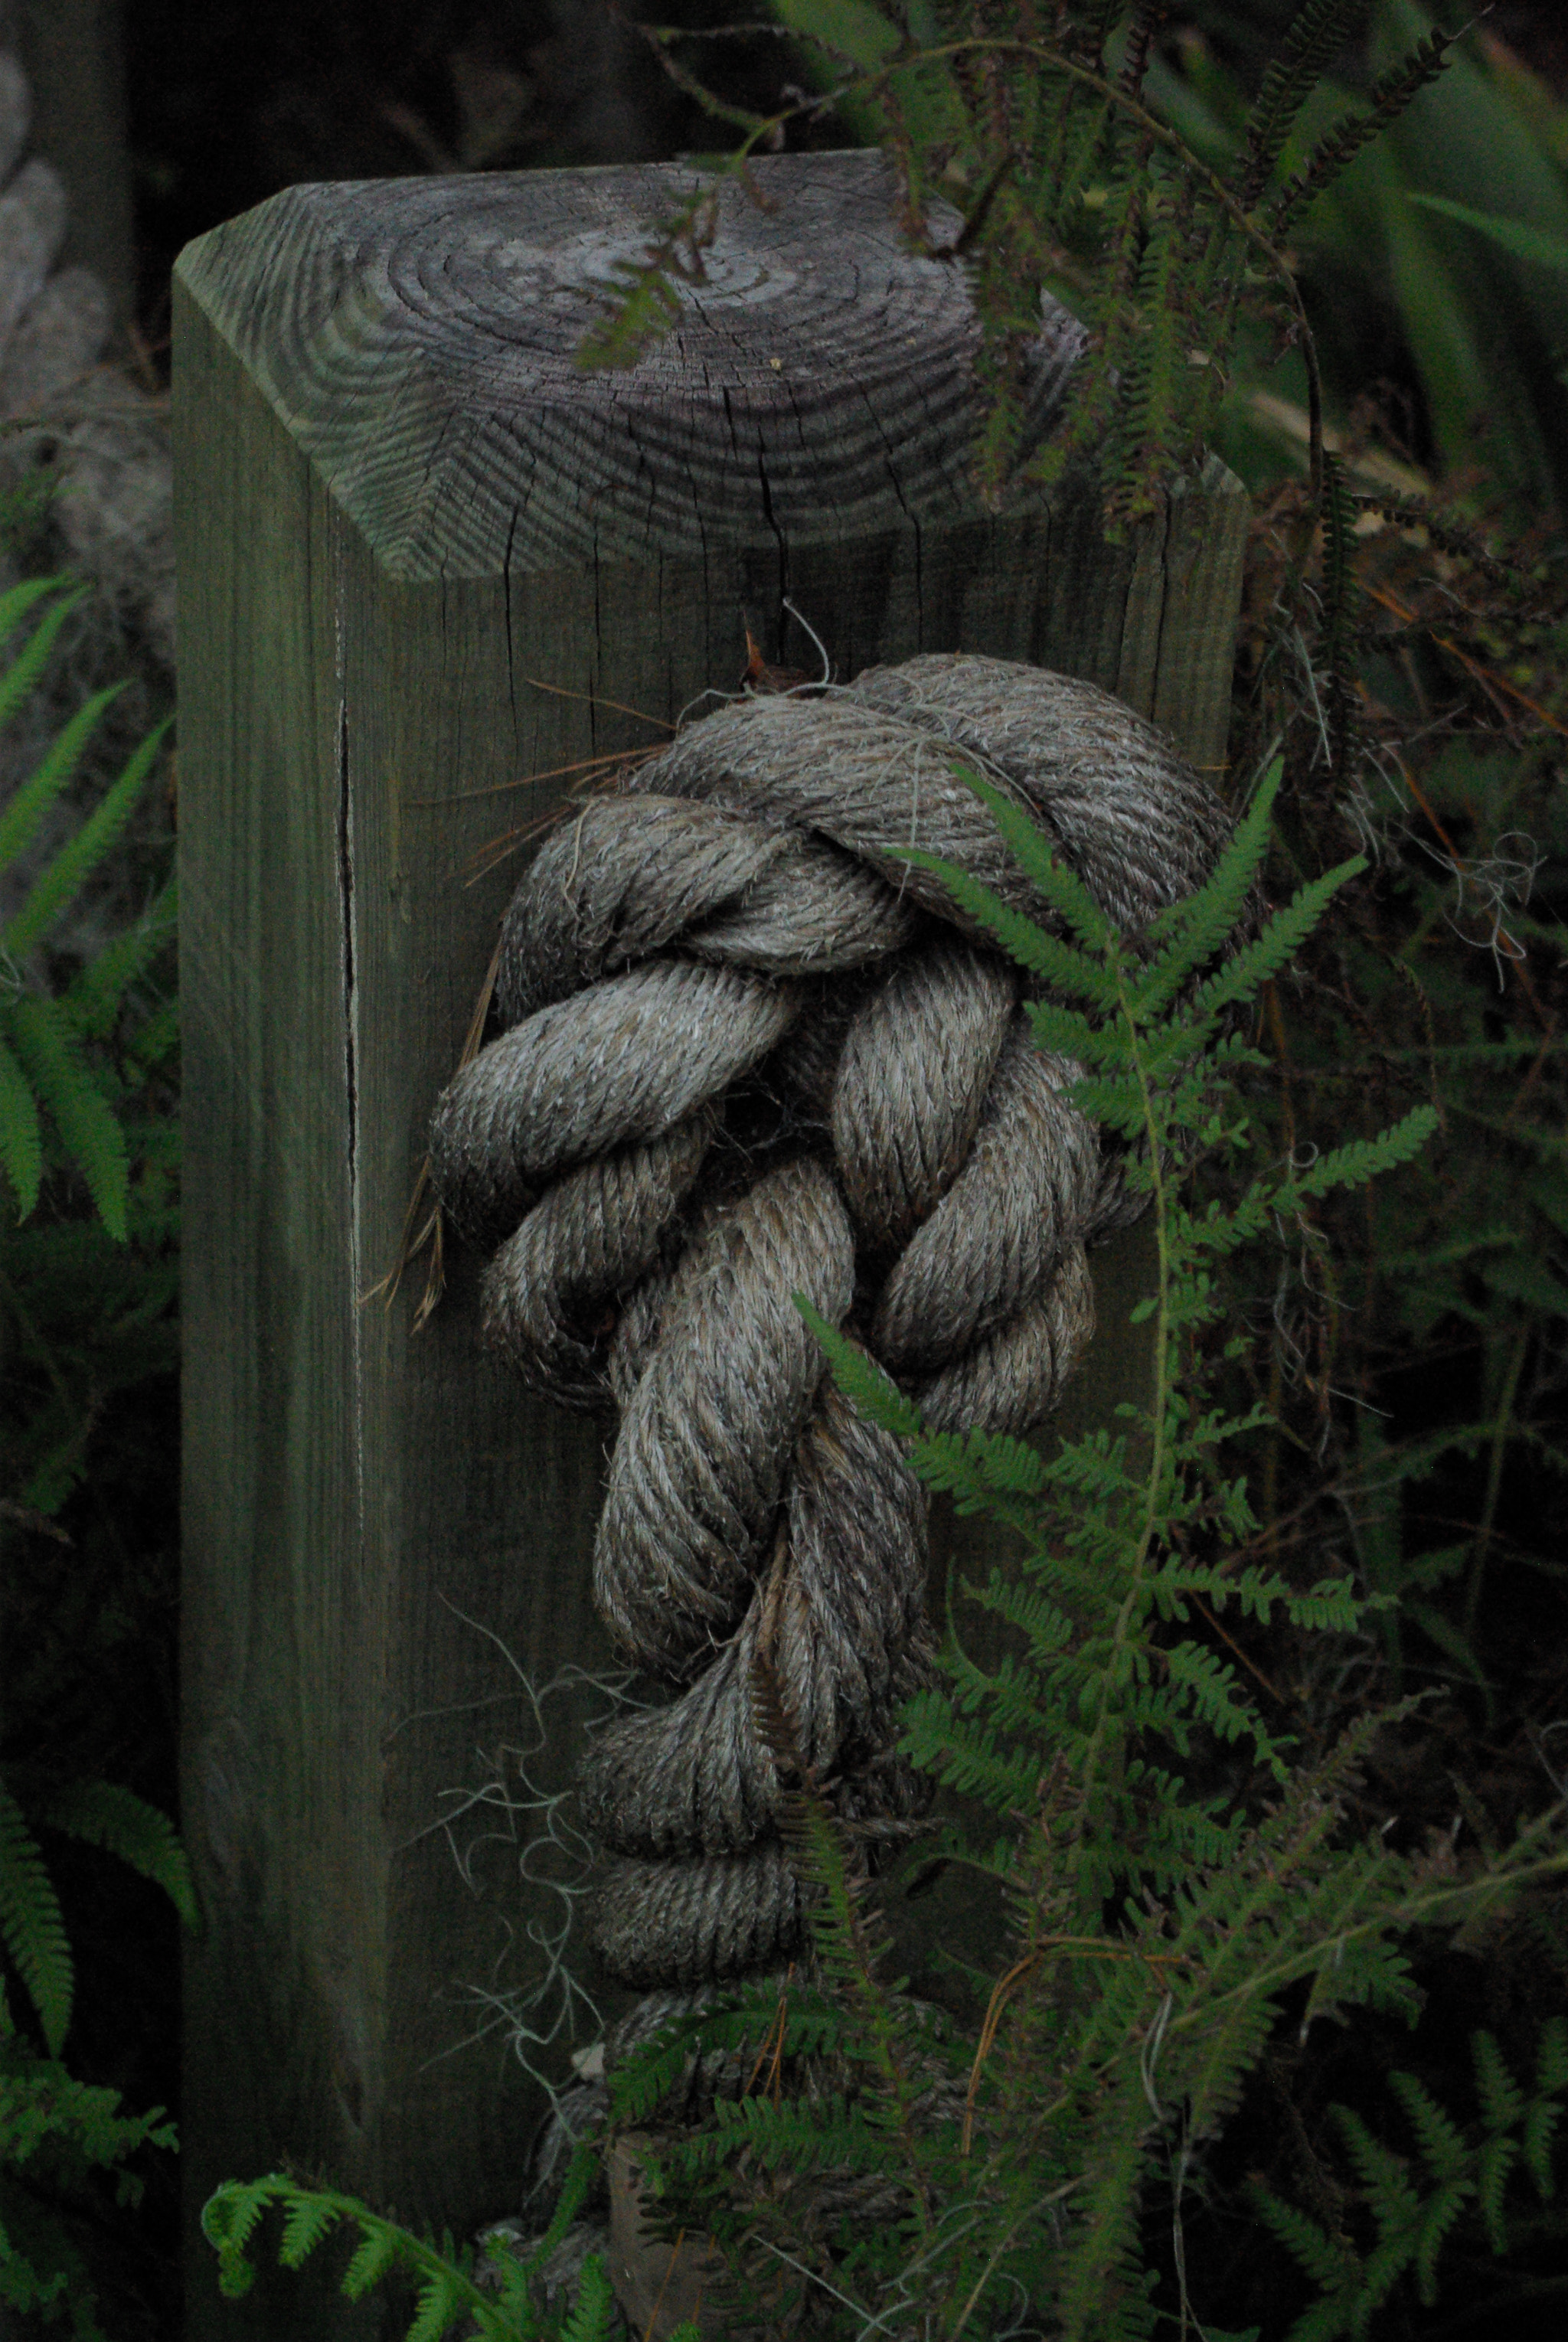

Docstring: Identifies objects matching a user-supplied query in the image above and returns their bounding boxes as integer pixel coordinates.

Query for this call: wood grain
[175,149,1244,2337]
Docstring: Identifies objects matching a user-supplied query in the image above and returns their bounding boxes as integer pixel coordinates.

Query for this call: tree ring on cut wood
[177,149,1087,580]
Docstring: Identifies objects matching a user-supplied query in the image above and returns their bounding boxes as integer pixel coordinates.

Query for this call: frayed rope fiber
[429,652,1233,1994]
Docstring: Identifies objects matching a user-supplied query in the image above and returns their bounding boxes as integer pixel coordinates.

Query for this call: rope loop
[429,653,1232,1989]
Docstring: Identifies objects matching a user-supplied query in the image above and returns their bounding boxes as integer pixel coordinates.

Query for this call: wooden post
[174,149,1246,2335]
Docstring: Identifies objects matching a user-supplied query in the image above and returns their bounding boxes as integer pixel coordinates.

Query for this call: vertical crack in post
[336,697,358,1204]
[756,455,790,639]
[335,686,366,1553]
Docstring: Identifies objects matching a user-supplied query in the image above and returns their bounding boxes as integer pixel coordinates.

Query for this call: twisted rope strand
[428,653,1232,1995]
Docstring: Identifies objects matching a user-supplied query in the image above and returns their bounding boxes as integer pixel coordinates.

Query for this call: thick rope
[429,652,1231,1997]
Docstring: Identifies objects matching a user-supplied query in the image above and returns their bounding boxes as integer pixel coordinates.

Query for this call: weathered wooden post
[174,150,1246,2336]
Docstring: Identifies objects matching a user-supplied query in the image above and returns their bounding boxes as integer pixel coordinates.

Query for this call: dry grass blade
[364,933,505,1325]
[465,744,664,884]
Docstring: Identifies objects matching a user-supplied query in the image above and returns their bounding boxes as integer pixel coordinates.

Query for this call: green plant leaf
[0,582,85,774]
[0,1027,44,1219]
[39,1780,200,1932]
[2,714,171,963]
[1409,191,1568,272]
[4,998,129,1239]
[0,1777,73,2056]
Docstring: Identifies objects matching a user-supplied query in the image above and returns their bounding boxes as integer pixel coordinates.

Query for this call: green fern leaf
[64,878,178,1041]
[793,1300,923,1439]
[1521,2093,1562,2200]
[1388,2069,1467,2182]
[340,2220,404,2300]
[1131,758,1281,1021]
[200,2176,278,2298]
[3,998,129,1238]
[534,2132,603,2261]
[1023,998,1120,1063]
[0,2173,109,2334]
[1187,857,1366,1027]
[573,257,681,373]
[279,2189,341,2269]
[560,2251,620,2342]
[1279,1107,1439,1206]
[1053,2088,1156,2342]
[0,583,86,778]
[896,841,1121,1001]
[1334,2102,1421,2229]
[1410,2175,1475,2302]
[2,714,171,963]
[405,2266,467,2342]
[1269,24,1462,239]
[1251,2187,1351,2294]
[0,571,74,652]
[40,1779,200,1931]
[1160,1640,1269,1752]
[1233,0,1367,208]
[0,1777,73,2057]
[1470,2031,1524,2138]
[0,1028,44,1219]
[1476,2132,1518,2255]
[1535,2014,1568,2097]
[951,770,1117,952]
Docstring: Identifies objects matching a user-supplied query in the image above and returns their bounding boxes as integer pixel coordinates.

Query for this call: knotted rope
[429,652,1230,2000]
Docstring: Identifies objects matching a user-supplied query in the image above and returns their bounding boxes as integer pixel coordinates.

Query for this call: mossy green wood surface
[174,148,1242,2336]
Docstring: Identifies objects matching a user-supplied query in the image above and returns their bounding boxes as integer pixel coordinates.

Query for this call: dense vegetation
[3,4,1567,2336]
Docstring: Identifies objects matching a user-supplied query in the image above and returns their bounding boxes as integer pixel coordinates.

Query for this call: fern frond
[560,2252,619,2342]
[1269,22,1463,239]
[897,838,1121,1000]
[1159,1640,1271,1755]
[201,2176,514,2338]
[341,2221,403,2300]
[1106,200,1189,532]
[4,998,129,1239]
[1233,0,1367,209]
[1132,757,1281,1020]
[947,771,1117,953]
[0,1031,44,1220]
[922,1423,1049,1501]
[1534,2013,1568,2099]
[1023,997,1119,1062]
[1334,2102,1421,2226]
[2,714,171,963]
[701,2090,896,2177]
[792,1302,922,1439]
[64,877,178,1041]
[1521,2021,1566,2197]
[1053,2085,1158,2342]
[405,2266,469,2342]
[1279,1107,1439,1207]
[1251,2186,1354,2296]
[1475,2130,1519,2255]
[0,583,86,778]
[201,2176,276,2298]
[1174,1984,1280,2146]
[279,2191,341,2269]
[1187,855,1365,1027]
[0,571,75,652]
[0,1777,73,2057]
[40,1779,199,1931]
[1389,2069,1467,2184]
[1468,2030,1524,2141]
[897,1701,1039,1816]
